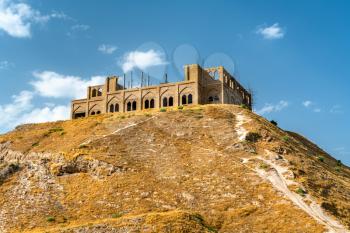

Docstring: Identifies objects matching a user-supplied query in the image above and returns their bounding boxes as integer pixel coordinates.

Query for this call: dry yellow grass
[0,105,348,233]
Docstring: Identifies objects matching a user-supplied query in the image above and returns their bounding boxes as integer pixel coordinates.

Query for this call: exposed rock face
[0,105,349,233]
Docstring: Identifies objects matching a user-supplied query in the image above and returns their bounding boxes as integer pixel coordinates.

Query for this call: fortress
[71,64,252,119]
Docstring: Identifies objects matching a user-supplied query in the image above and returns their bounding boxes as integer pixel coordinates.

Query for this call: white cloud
[0,93,70,132]
[31,71,105,99]
[0,70,106,133]
[256,23,285,40]
[0,0,67,38]
[255,100,289,115]
[0,90,34,131]
[302,100,313,107]
[98,44,117,54]
[313,108,321,113]
[14,105,70,126]
[119,49,167,73]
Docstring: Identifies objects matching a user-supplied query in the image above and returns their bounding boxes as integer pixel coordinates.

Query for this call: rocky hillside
[0,105,349,233]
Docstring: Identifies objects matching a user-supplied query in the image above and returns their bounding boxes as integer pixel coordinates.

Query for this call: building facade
[71,64,252,119]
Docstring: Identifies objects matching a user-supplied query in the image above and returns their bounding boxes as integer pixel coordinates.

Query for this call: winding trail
[235,111,349,233]
[256,154,348,233]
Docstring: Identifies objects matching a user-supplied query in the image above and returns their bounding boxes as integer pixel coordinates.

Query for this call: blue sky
[0,0,349,164]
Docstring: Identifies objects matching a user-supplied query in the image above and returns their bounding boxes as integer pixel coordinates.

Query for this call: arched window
[127,102,132,111]
[163,97,168,107]
[208,96,214,102]
[96,111,101,114]
[92,89,97,97]
[115,103,119,112]
[188,94,193,104]
[91,111,95,115]
[182,95,187,105]
[168,97,174,106]
[150,99,155,108]
[214,71,219,80]
[132,101,137,111]
[97,88,102,96]
[109,104,114,113]
[145,99,149,109]
[214,95,219,101]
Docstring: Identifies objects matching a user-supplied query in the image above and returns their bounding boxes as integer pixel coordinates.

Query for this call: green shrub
[259,163,269,170]
[240,104,249,109]
[111,212,123,218]
[296,187,307,196]
[160,108,167,112]
[318,156,325,162]
[49,127,64,133]
[335,167,341,172]
[245,132,261,142]
[177,106,184,110]
[46,216,55,222]
[191,213,204,224]
[190,214,218,232]
[207,226,218,233]
[282,136,290,142]
[144,113,152,117]
[32,142,39,147]
[270,120,278,126]
[337,160,342,166]
[9,163,19,171]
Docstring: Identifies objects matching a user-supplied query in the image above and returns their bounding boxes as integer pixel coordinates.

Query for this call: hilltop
[0,105,349,233]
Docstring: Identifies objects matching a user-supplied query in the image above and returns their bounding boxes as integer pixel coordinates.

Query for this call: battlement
[71,64,252,119]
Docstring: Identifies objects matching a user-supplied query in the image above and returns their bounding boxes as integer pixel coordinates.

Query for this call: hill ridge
[0,105,349,233]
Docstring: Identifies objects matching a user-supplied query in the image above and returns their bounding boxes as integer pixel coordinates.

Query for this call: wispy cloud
[71,24,90,31]
[98,44,117,54]
[256,23,285,40]
[0,0,67,38]
[302,100,313,107]
[333,147,350,156]
[66,24,90,38]
[119,49,167,73]
[255,100,289,115]
[302,100,322,113]
[330,105,343,114]
[0,60,13,69]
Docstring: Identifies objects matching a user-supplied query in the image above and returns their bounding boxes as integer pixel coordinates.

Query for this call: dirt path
[235,111,251,141]
[235,111,349,233]
[79,115,156,146]
[256,153,348,233]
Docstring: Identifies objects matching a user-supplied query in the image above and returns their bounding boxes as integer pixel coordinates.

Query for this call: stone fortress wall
[71,64,252,119]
